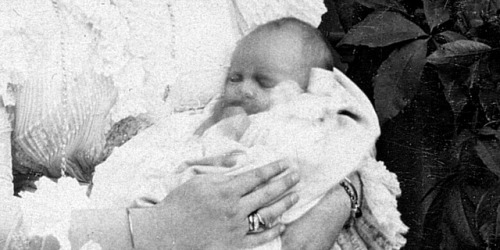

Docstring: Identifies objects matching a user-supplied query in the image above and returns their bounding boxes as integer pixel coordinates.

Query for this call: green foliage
[321,0,500,248]
[373,39,428,123]
[337,11,428,48]
[423,0,451,30]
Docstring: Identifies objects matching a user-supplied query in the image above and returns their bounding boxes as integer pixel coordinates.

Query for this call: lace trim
[231,0,327,34]
[335,159,408,250]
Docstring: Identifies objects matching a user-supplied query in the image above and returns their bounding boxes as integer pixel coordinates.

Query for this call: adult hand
[131,159,300,249]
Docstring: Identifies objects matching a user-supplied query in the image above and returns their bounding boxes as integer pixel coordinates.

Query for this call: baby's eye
[257,77,277,89]
[228,74,243,83]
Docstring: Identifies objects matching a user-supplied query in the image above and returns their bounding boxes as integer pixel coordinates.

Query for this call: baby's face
[222,29,308,115]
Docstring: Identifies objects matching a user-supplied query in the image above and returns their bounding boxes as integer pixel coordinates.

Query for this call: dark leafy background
[320,0,500,249]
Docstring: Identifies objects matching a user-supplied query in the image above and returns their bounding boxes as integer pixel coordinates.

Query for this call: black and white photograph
[0,0,499,249]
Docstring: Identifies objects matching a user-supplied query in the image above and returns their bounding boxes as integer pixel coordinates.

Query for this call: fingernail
[222,157,237,167]
[278,161,286,171]
[229,150,245,156]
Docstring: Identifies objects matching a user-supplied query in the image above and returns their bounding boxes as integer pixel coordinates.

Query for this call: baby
[90,17,405,249]
[198,17,334,129]
[200,15,376,213]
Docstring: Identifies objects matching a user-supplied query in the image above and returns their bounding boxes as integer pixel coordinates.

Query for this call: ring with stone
[248,211,266,233]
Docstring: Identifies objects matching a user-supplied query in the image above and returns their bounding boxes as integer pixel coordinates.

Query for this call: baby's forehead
[232,30,306,65]
[244,26,304,48]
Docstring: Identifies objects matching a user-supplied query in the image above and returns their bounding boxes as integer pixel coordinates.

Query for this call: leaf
[333,0,361,32]
[423,0,452,31]
[452,130,475,162]
[476,182,500,246]
[374,39,428,124]
[434,31,467,44]
[338,11,428,48]
[356,0,406,13]
[427,40,491,67]
[435,59,488,120]
[321,0,347,41]
[475,139,500,178]
[434,61,473,119]
[467,59,482,89]
[444,182,483,247]
[478,79,500,122]
[459,184,488,247]
[474,57,500,122]
[456,0,488,28]
[487,0,500,16]
[422,175,458,248]
[440,76,469,119]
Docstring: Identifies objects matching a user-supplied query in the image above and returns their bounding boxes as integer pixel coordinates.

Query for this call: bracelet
[126,208,136,248]
[340,177,362,219]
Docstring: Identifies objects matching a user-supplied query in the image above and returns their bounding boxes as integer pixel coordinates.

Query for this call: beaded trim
[340,176,362,220]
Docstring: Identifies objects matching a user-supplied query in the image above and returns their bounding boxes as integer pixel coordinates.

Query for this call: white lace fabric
[0,1,118,182]
[0,0,327,119]
[231,0,326,34]
[110,0,327,119]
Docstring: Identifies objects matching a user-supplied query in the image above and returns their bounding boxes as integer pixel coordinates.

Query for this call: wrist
[340,172,362,222]
[69,209,133,249]
[129,206,177,249]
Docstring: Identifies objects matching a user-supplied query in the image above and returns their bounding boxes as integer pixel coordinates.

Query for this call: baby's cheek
[253,91,272,112]
[222,85,237,100]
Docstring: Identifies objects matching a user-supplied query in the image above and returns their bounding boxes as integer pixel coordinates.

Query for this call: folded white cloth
[91,68,377,210]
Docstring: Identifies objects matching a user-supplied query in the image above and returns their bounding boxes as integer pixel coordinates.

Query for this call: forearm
[70,159,299,250]
[70,207,177,250]
[70,209,135,249]
[281,173,361,250]
[128,207,178,249]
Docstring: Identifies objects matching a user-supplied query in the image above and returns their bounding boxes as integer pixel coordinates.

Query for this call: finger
[257,192,299,228]
[184,150,244,167]
[231,160,289,196]
[240,171,300,214]
[241,224,286,248]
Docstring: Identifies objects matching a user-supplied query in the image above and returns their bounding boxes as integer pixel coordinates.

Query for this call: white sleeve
[0,104,13,198]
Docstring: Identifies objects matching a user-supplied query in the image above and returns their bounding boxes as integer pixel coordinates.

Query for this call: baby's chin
[220,99,268,116]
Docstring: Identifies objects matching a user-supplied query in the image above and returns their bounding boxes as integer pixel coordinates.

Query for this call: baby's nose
[237,82,257,99]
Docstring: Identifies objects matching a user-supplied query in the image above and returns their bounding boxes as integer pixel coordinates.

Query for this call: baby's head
[222,17,334,115]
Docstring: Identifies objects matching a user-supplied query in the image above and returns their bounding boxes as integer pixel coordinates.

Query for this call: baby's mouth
[224,100,243,107]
